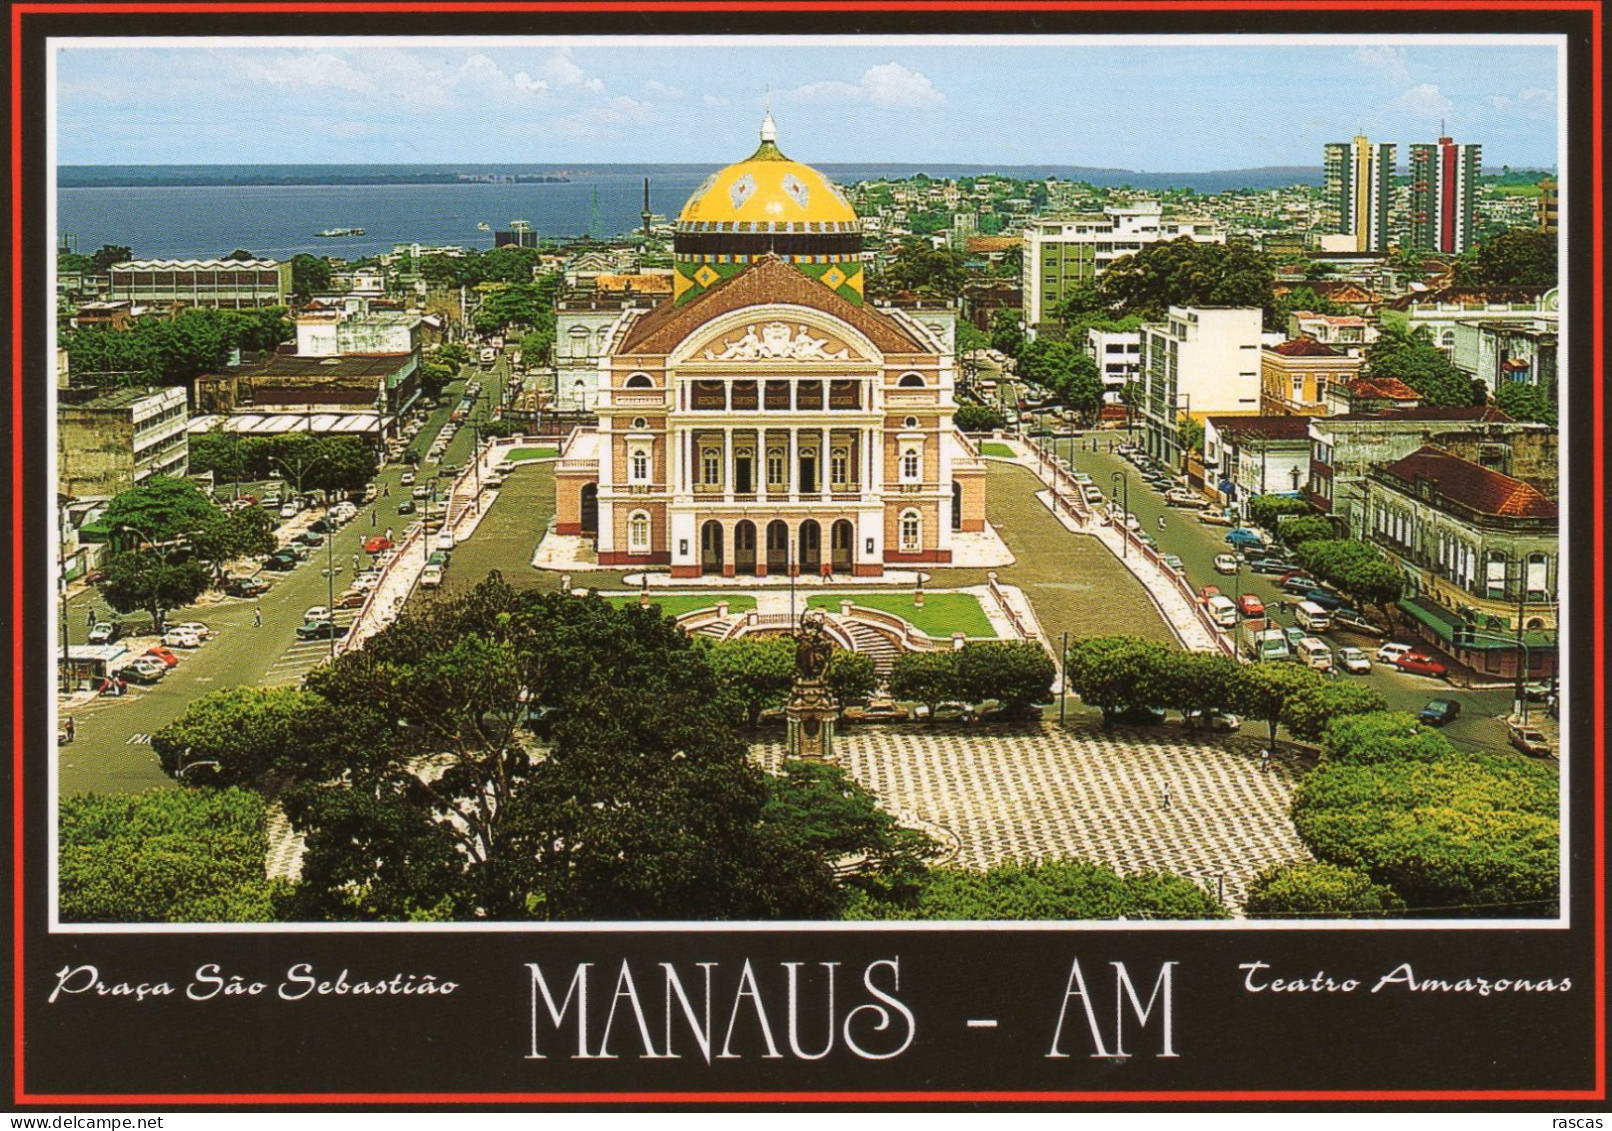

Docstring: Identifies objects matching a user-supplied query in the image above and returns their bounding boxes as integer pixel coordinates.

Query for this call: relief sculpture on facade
[702,320,853,362]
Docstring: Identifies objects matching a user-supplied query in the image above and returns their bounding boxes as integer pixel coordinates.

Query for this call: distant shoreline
[57,171,574,189]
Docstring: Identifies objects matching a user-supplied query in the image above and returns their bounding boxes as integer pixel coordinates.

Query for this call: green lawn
[808,592,997,638]
[979,441,1018,458]
[507,446,559,462]
[605,593,757,619]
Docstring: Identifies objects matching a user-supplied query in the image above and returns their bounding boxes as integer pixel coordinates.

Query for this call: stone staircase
[840,619,902,679]
[691,617,734,640]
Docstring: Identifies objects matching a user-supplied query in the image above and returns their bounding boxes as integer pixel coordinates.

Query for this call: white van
[1294,600,1332,633]
[1204,594,1239,629]
[1295,636,1333,671]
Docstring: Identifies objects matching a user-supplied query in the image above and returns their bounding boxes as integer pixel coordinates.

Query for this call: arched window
[904,416,919,430]
[1440,329,1457,349]
[900,509,921,552]
[628,510,651,553]
[630,446,650,483]
[901,447,921,482]
[899,372,926,388]
[625,373,653,389]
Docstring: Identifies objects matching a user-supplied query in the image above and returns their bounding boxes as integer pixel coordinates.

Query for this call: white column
[788,428,799,501]
[724,426,735,501]
[821,427,830,496]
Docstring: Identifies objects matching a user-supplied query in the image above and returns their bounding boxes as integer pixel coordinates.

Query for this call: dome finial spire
[761,89,776,143]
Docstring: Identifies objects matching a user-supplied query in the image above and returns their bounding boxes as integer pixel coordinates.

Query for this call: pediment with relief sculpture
[686,319,870,364]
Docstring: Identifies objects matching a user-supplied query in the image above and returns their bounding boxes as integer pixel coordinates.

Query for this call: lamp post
[268,452,331,506]
[1059,631,1069,727]
[58,500,72,692]
[1109,471,1130,558]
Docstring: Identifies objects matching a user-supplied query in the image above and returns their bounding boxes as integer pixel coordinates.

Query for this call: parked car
[1160,553,1185,574]
[162,627,203,649]
[1213,553,1241,575]
[427,551,451,569]
[434,531,456,552]
[335,589,367,609]
[262,553,298,571]
[1248,557,1295,575]
[304,605,331,622]
[121,657,167,684]
[1224,528,1265,550]
[1196,585,1222,604]
[419,565,445,589]
[173,621,213,641]
[1294,588,1349,612]
[400,472,417,486]
[279,504,300,520]
[1396,652,1449,678]
[843,697,910,723]
[1108,703,1168,727]
[1377,642,1415,664]
[296,619,344,641]
[365,536,394,554]
[1276,569,1314,587]
[1280,575,1324,597]
[1164,488,1200,507]
[1182,709,1241,733]
[412,485,431,500]
[86,621,120,645]
[294,531,325,548]
[397,501,417,515]
[1418,698,1462,726]
[1331,609,1387,636]
[1337,646,1373,674]
[142,646,181,668]
[1506,718,1553,758]
[1238,594,1265,617]
[308,517,336,535]
[912,701,972,722]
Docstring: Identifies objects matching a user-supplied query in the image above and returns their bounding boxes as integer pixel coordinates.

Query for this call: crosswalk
[260,608,360,688]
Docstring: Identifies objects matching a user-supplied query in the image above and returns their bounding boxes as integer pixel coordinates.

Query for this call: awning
[1398,596,1558,651]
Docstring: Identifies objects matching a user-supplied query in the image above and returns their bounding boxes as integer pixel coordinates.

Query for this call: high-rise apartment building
[1408,136,1482,253]
[1323,137,1397,252]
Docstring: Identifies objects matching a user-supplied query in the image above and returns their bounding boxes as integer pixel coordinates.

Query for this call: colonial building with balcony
[1364,444,1558,679]
[554,117,986,579]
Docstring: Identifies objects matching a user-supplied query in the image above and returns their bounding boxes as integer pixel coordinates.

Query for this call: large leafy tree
[827,650,877,706]
[1063,636,1172,722]
[1454,228,1557,288]
[989,308,1024,357]
[1282,681,1389,744]
[1247,494,1312,532]
[1159,651,1242,717]
[88,244,134,272]
[875,238,969,300]
[1493,380,1557,426]
[289,253,334,299]
[700,635,795,728]
[1365,326,1483,408]
[101,476,218,543]
[152,686,339,787]
[888,650,963,717]
[1230,661,1326,747]
[850,860,1228,921]
[1098,238,1276,321]
[96,551,210,630]
[956,641,1057,715]
[59,788,285,923]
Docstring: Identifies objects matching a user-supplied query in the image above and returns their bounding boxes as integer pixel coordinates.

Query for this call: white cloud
[702,93,730,107]
[1355,45,1412,87]
[1390,82,1454,119]
[538,47,586,88]
[643,79,683,100]
[1490,86,1556,113]
[783,62,944,109]
[240,51,374,94]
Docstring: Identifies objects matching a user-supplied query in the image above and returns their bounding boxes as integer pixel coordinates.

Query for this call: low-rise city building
[1260,337,1363,416]
[1136,305,1263,468]
[1379,285,1558,354]
[106,258,292,309]
[1202,414,1313,514]
[1451,319,1558,395]
[57,385,189,499]
[1085,326,1142,404]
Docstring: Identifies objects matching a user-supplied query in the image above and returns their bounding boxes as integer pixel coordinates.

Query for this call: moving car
[412,485,431,500]
[400,472,416,486]
[1247,557,1295,575]
[1337,646,1373,674]
[1213,553,1241,575]
[1395,652,1449,678]
[1506,719,1553,758]
[296,619,344,641]
[1294,636,1333,671]
[87,621,120,645]
[1331,609,1387,636]
[279,504,300,519]
[1164,488,1200,507]
[1418,698,1462,726]
[397,501,417,515]
[1238,594,1265,618]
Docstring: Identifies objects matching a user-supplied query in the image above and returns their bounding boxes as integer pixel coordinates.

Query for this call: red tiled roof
[1379,445,1556,519]
[1270,337,1345,358]
[1343,375,1421,400]
[1381,285,1552,311]
[1205,415,1314,441]
[617,256,929,356]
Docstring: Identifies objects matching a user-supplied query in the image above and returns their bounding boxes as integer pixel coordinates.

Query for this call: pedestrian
[383,483,390,498]
[64,716,75,743]
[385,527,393,542]
[1161,782,1172,809]
[254,604,263,628]
[352,552,360,572]
[86,606,96,628]
[821,561,833,582]
[1259,747,1271,774]
[1157,516,1166,532]
[371,509,378,527]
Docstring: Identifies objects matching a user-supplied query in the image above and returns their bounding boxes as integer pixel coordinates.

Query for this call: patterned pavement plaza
[755,720,1312,915]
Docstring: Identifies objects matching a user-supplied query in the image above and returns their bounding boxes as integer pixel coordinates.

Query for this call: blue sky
[55,39,1561,168]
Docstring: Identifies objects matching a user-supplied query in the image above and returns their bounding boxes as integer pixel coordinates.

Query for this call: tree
[289,253,334,299]
[1455,229,1557,287]
[827,650,877,706]
[272,580,855,921]
[954,403,1007,432]
[887,650,963,717]
[1177,414,1205,456]
[701,635,795,728]
[88,244,133,272]
[1230,661,1326,747]
[96,550,210,630]
[152,686,336,787]
[1319,711,1453,766]
[1063,636,1172,722]
[419,355,456,402]
[1159,651,1241,717]
[955,320,991,355]
[1245,862,1403,919]
[1247,494,1315,532]
[762,760,938,916]
[955,641,1056,715]
[989,308,1024,358]
[518,328,554,369]
[1098,238,1275,321]
[851,860,1228,921]
[1282,681,1388,743]
[1292,538,1402,618]
[102,476,217,543]
[876,238,968,300]
[224,248,256,260]
[1493,380,1557,426]
[1365,326,1484,408]
[1276,515,1334,549]
[59,788,286,922]
[1054,280,1109,323]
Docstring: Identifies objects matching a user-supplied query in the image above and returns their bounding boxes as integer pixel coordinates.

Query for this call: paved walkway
[755,720,1310,915]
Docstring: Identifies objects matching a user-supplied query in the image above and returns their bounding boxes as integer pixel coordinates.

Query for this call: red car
[364,535,394,554]
[143,646,181,668]
[1395,652,1449,678]
[1196,585,1222,604]
[1237,594,1265,617]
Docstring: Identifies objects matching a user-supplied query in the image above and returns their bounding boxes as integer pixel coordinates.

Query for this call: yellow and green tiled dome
[673,112,864,305]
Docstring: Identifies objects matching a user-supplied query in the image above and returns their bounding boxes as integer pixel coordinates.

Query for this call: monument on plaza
[786,609,839,760]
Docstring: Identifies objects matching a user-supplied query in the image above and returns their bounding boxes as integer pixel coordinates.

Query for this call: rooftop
[110,258,282,270]
[68,385,182,410]
[1205,415,1313,441]
[1268,337,1346,358]
[1378,445,1557,520]
[1382,285,1554,311]
[1332,404,1514,424]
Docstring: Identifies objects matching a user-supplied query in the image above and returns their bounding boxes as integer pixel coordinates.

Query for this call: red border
[11,0,1605,1107]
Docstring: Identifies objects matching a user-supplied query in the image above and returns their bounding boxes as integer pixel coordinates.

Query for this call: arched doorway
[700,521,724,575]
[766,520,789,574]
[952,481,963,531]
[830,520,854,572]
[734,520,757,575]
[580,483,598,537]
[799,519,822,573]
